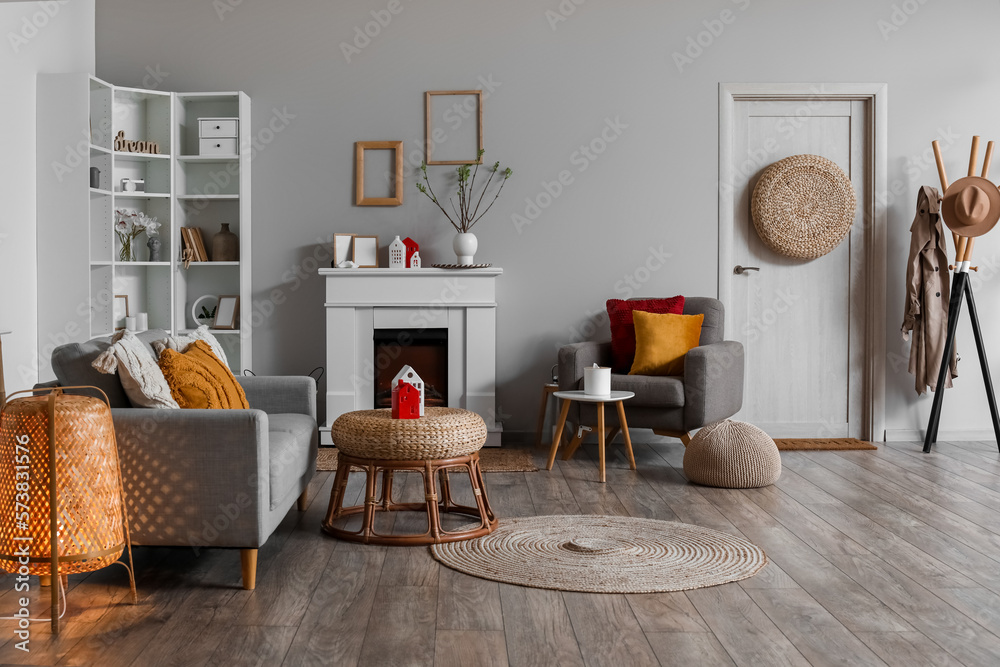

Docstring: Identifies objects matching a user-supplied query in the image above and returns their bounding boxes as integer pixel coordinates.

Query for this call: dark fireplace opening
[373,328,448,410]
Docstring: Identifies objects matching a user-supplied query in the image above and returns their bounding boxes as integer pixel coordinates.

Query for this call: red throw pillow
[606,296,685,372]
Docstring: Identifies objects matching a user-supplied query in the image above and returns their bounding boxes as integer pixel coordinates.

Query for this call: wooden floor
[2,438,1000,666]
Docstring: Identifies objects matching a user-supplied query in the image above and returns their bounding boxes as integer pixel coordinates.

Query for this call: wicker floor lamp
[0,387,135,634]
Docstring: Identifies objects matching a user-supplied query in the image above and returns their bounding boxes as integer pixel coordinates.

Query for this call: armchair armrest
[237,375,316,419]
[558,341,613,392]
[111,408,270,549]
[683,341,744,430]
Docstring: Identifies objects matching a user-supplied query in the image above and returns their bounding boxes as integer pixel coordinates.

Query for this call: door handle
[734,265,760,275]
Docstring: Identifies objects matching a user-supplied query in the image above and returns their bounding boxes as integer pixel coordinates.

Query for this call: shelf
[90,187,113,197]
[184,261,240,267]
[114,192,170,199]
[177,194,240,200]
[90,144,112,156]
[115,261,171,267]
[90,260,113,266]
[179,328,241,335]
[177,155,240,163]
[115,151,170,162]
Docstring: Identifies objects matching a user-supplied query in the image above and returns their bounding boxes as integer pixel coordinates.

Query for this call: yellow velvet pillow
[158,340,249,409]
[628,311,704,376]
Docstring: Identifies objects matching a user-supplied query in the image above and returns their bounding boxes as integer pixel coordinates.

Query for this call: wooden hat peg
[968,135,981,177]
[982,141,995,179]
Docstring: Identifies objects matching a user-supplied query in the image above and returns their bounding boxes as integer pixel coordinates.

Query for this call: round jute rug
[430,515,767,594]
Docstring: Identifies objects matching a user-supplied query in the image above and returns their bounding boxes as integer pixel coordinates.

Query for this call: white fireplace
[320,267,502,446]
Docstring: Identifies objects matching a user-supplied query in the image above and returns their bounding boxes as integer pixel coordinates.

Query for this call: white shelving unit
[37,76,252,375]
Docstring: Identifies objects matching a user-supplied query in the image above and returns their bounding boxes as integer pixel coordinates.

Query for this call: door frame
[718,82,888,441]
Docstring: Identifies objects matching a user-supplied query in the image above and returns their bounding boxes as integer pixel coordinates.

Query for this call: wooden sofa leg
[241,549,258,590]
[653,429,692,446]
[680,432,692,446]
[297,488,309,511]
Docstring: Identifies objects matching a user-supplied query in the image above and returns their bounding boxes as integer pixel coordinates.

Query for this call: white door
[726,98,870,439]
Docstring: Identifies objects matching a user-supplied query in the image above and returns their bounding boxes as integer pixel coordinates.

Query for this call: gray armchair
[42,329,318,590]
[558,297,744,447]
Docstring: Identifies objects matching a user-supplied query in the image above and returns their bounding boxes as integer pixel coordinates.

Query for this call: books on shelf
[181,227,209,261]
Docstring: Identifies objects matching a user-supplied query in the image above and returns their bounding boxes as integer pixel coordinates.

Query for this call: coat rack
[924,136,1000,452]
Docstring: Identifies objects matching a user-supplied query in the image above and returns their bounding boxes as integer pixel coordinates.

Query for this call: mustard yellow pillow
[158,340,249,409]
[628,311,704,376]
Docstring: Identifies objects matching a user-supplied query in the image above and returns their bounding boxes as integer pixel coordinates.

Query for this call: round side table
[545,390,635,483]
[322,407,498,546]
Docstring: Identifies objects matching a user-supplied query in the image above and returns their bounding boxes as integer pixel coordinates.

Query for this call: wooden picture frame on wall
[352,235,379,268]
[425,90,484,165]
[213,295,240,330]
[355,141,403,206]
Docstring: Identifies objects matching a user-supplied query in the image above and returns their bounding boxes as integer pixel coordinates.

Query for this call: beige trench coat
[902,185,957,395]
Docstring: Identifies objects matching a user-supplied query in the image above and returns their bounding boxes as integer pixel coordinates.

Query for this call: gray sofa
[558,297,744,445]
[42,329,318,590]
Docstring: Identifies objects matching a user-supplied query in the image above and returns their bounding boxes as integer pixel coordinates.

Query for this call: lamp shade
[0,392,126,575]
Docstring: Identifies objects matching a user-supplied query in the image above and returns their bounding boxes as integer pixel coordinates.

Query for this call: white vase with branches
[416,149,512,265]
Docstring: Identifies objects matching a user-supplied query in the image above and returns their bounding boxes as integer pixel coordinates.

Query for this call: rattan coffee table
[322,407,498,546]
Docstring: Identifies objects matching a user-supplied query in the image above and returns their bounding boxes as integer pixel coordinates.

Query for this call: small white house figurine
[391,365,425,416]
[389,236,406,268]
[410,251,421,268]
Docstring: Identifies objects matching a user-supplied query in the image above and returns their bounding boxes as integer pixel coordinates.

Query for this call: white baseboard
[884,428,999,442]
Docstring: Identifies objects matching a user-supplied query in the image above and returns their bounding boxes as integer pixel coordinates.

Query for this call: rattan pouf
[322,407,497,545]
[682,420,781,488]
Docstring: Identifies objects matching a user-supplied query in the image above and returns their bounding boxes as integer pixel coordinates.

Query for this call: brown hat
[941,176,1000,237]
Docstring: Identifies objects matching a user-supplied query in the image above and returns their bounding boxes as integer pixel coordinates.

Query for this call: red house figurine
[403,237,419,268]
[392,380,421,419]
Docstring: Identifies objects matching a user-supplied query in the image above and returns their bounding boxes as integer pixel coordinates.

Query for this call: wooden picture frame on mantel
[352,235,379,268]
[355,141,403,206]
[425,90,484,165]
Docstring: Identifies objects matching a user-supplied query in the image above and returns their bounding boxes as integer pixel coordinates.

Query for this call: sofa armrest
[683,341,744,430]
[111,408,270,549]
[558,341,613,392]
[237,375,316,419]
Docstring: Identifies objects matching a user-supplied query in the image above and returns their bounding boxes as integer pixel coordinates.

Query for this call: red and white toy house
[391,365,425,419]
[403,237,419,268]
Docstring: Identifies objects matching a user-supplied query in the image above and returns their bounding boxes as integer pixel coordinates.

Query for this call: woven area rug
[316,447,538,473]
[774,438,877,451]
[430,515,767,594]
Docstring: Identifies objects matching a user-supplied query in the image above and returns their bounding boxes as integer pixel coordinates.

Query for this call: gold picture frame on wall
[425,90,484,165]
[355,141,403,206]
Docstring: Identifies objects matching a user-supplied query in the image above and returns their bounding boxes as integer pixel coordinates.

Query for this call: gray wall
[0,0,94,392]
[95,0,1000,440]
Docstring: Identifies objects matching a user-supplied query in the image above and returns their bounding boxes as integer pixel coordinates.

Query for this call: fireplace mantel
[320,267,502,445]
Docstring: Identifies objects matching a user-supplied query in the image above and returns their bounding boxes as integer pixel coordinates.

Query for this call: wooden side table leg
[597,402,606,483]
[616,401,636,471]
[535,384,556,448]
[562,426,587,461]
[546,399,571,470]
[605,426,620,446]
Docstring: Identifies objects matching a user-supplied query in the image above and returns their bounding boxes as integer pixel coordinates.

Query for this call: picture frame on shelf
[352,235,379,268]
[333,233,354,268]
[425,90,483,165]
[113,295,130,331]
[213,295,240,330]
[354,141,403,206]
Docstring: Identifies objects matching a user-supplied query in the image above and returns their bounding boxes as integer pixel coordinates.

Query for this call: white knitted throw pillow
[91,330,179,409]
[151,325,230,368]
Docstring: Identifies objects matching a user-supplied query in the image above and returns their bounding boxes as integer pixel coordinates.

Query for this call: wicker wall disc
[431,515,767,593]
[331,407,487,460]
[751,154,857,259]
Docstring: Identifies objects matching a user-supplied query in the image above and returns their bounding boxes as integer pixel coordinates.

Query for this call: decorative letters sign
[114,130,161,155]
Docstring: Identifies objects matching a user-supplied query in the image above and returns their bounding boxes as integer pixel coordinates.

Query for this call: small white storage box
[200,137,239,155]
[199,118,239,137]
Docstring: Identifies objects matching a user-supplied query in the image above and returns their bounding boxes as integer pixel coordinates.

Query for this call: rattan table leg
[546,399,572,470]
[381,469,394,510]
[616,400,636,471]
[424,461,442,539]
[362,463,377,542]
[325,457,352,526]
[466,457,491,528]
[439,468,453,509]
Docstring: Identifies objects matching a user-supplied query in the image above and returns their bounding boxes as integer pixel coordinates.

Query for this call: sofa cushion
[51,329,169,408]
[268,413,317,509]
[606,296,685,372]
[611,373,685,408]
[91,330,179,409]
[630,311,704,376]
[159,340,249,409]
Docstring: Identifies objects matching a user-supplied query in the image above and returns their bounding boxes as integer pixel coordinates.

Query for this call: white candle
[584,363,611,396]
[125,317,137,331]
[136,312,149,330]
